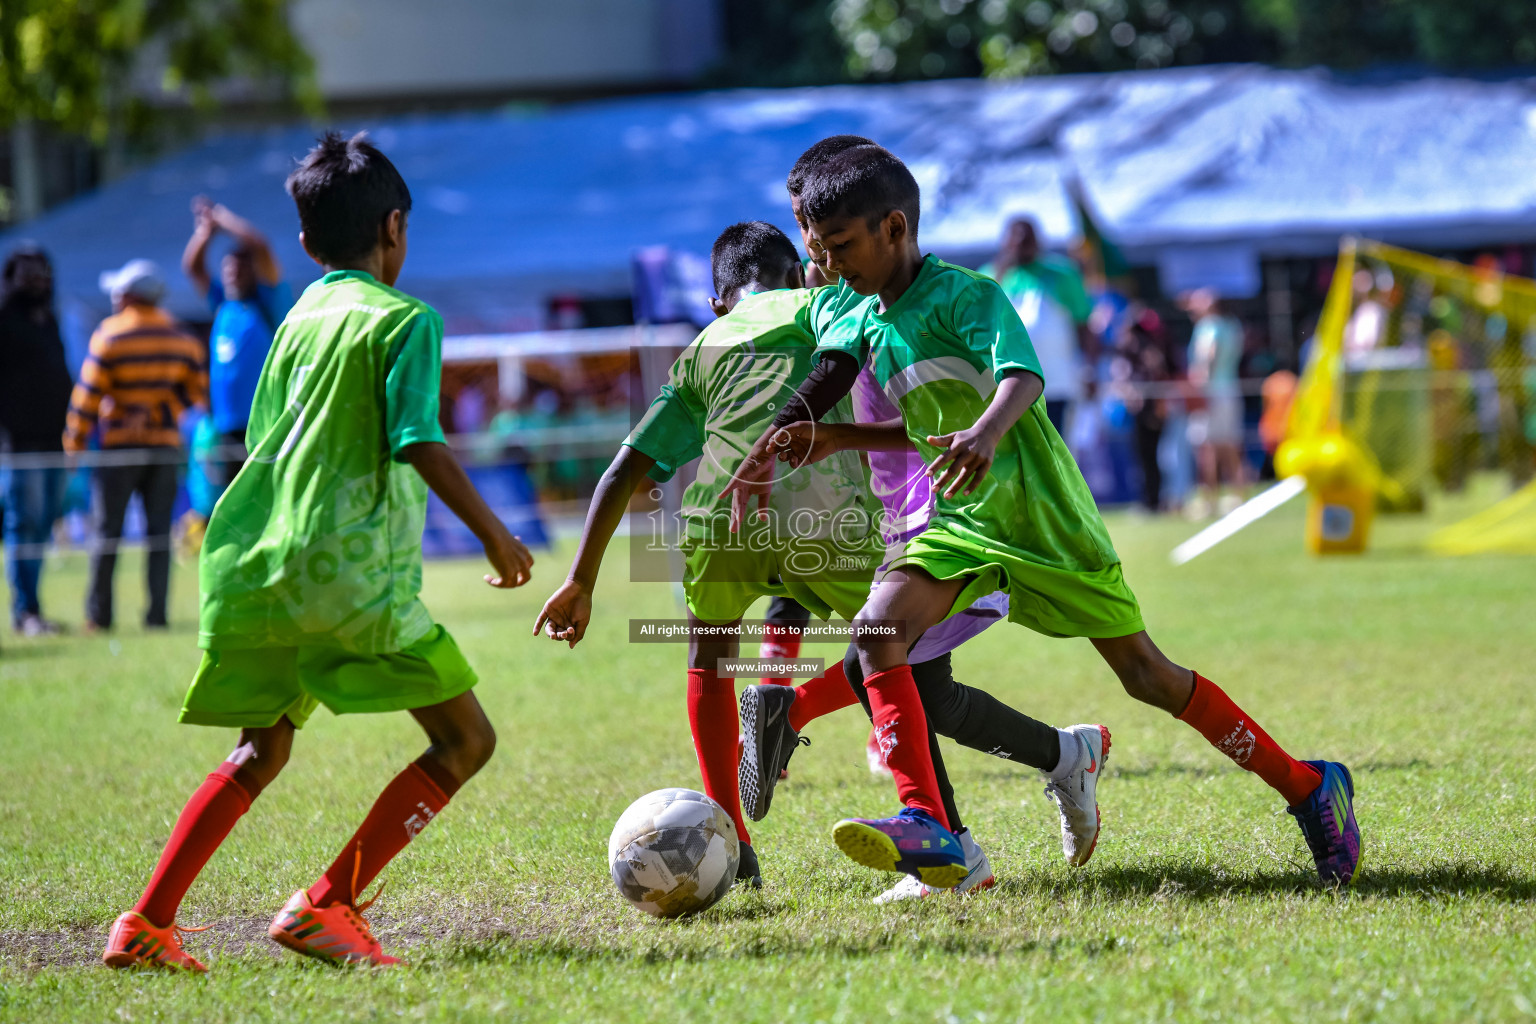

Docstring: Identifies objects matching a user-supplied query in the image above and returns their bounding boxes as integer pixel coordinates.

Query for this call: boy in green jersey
[535,221,885,887]
[103,133,534,972]
[725,143,1362,887]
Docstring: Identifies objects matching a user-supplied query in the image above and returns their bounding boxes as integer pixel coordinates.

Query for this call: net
[1287,238,1536,519]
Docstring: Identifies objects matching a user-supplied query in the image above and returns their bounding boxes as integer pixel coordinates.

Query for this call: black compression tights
[843,646,1062,792]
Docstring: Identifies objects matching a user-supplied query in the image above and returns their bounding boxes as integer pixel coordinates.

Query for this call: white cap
[99,259,166,304]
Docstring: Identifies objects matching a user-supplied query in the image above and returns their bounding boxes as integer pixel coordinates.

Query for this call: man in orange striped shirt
[63,260,208,632]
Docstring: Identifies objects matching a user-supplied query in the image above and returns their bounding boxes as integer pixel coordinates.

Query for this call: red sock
[787,660,857,732]
[686,669,751,845]
[308,758,458,908]
[864,665,949,829]
[133,762,259,928]
[759,624,802,685]
[1178,673,1323,807]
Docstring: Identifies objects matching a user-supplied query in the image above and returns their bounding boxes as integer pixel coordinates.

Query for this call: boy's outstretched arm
[773,418,912,467]
[927,369,1043,498]
[534,446,657,648]
[719,350,862,530]
[401,441,534,588]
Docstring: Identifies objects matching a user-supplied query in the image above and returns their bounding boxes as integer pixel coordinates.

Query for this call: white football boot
[873,827,995,903]
[1042,724,1111,866]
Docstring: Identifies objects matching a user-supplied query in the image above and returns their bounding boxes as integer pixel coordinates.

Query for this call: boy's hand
[772,421,841,467]
[534,578,592,648]
[718,429,780,532]
[926,424,999,499]
[482,526,534,588]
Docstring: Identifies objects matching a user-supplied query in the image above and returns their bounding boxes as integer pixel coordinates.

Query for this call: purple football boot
[831,807,968,889]
[1287,760,1362,885]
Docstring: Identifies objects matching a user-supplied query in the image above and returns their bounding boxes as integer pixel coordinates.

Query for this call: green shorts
[886,523,1145,639]
[179,624,478,729]
[681,532,879,626]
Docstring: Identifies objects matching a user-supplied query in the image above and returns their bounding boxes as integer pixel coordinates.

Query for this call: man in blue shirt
[181,196,293,487]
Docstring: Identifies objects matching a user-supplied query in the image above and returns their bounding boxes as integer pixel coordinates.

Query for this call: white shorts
[1187,394,1243,447]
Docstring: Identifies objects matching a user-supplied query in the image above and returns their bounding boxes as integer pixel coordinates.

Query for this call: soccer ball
[608,788,740,918]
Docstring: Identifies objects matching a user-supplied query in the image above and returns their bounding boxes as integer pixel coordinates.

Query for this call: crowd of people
[0,198,290,641]
[982,216,1274,520]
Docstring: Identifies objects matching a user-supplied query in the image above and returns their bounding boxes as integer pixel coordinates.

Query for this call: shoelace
[345,845,386,942]
[778,734,811,773]
[144,921,210,963]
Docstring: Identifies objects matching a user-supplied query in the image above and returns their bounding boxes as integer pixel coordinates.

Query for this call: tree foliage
[823,0,1536,82]
[0,0,318,143]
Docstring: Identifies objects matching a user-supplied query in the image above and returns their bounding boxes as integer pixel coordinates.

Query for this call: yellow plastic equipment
[1426,479,1536,555]
[1275,431,1379,554]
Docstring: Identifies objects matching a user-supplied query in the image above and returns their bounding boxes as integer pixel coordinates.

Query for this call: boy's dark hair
[799,145,920,239]
[786,135,876,197]
[3,241,48,281]
[286,131,412,265]
[710,221,800,298]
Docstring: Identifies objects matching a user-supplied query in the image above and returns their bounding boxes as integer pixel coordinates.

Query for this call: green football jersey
[198,270,447,652]
[624,286,873,541]
[816,255,1120,574]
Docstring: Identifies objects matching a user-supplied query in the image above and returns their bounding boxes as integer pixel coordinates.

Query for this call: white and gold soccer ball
[607,788,740,918]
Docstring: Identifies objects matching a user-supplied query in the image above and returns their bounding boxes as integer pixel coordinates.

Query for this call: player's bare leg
[1090,631,1361,883]
[852,567,964,675]
[409,689,497,784]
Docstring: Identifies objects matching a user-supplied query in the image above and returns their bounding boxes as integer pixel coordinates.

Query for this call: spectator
[1182,288,1247,518]
[181,196,291,486]
[980,218,1097,434]
[0,244,74,636]
[1118,309,1173,513]
[63,261,207,632]
[1343,269,1388,362]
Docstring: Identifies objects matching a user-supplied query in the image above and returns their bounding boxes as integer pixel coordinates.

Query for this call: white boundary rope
[1169,475,1308,566]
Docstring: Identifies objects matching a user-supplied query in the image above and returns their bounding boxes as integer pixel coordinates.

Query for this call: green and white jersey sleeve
[624,379,706,482]
[198,270,444,653]
[624,288,873,541]
[811,279,878,366]
[385,315,448,457]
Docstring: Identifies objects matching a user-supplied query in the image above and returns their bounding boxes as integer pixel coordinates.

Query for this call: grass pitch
[2,488,1534,1022]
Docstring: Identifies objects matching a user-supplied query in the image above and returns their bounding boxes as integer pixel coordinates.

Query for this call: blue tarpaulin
[7,65,1536,327]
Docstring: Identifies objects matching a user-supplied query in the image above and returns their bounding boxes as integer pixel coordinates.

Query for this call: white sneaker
[1042,724,1111,867]
[865,726,893,778]
[873,828,995,903]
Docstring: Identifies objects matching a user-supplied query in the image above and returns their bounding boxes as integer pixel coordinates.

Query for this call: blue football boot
[831,807,968,889]
[1287,760,1362,885]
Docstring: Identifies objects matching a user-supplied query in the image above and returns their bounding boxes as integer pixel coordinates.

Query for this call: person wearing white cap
[62,259,207,632]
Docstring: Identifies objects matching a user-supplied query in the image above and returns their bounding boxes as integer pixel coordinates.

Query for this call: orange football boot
[267,854,401,968]
[102,911,209,972]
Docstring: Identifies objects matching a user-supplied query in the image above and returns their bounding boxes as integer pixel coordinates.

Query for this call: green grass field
[2,489,1534,1022]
